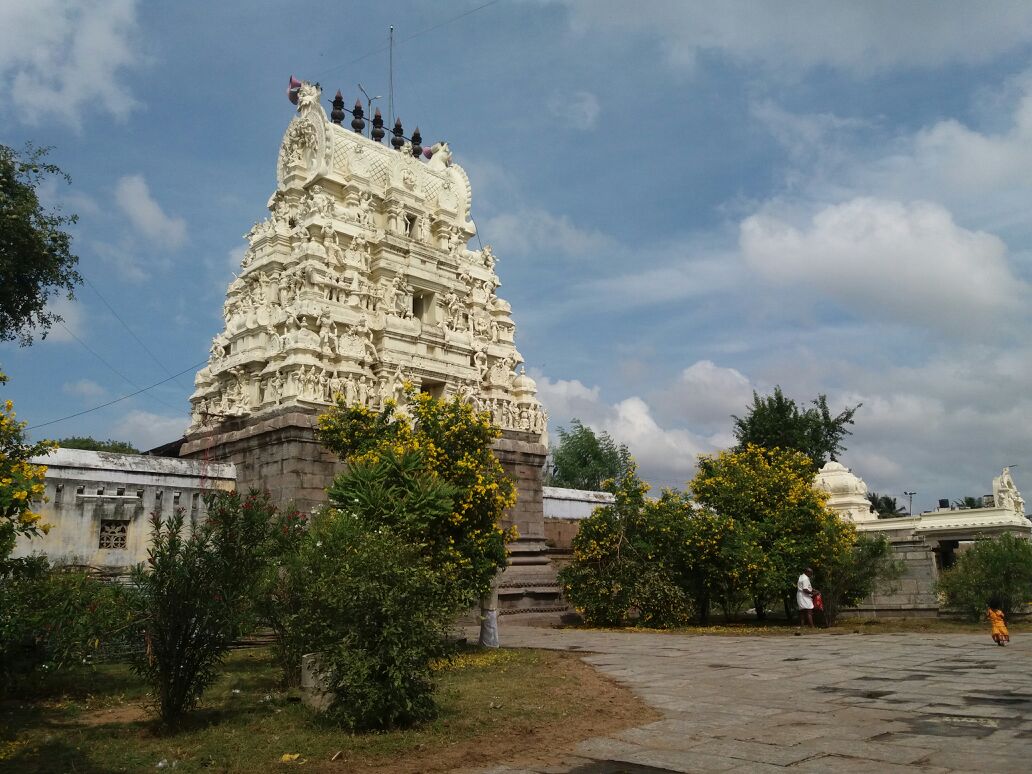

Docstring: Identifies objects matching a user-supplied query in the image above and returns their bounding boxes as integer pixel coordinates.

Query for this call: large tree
[732,387,860,470]
[0,144,81,345]
[691,444,855,619]
[547,418,632,490]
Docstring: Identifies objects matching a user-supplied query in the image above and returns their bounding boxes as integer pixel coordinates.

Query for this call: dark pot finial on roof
[371,108,385,142]
[351,99,365,133]
[391,117,405,150]
[330,90,345,124]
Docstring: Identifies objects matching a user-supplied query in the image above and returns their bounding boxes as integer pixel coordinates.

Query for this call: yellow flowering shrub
[559,463,696,626]
[1,372,54,559]
[563,444,893,628]
[691,444,857,617]
[318,389,516,607]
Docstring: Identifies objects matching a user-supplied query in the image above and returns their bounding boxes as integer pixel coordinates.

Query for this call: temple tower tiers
[182,81,559,613]
[187,81,546,440]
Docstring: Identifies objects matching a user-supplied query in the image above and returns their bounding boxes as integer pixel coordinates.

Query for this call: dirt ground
[320,651,659,774]
[2,647,658,774]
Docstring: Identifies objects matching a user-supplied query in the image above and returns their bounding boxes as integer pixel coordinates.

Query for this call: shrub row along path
[467,625,1032,774]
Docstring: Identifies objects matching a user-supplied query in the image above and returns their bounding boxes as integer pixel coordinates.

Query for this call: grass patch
[0,645,654,773]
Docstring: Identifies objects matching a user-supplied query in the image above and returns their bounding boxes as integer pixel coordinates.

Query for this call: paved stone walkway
[469,625,1032,774]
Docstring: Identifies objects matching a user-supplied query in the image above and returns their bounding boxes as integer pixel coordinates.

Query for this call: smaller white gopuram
[188,81,547,438]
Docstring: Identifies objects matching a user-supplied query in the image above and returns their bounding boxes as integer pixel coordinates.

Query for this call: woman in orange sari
[988,597,1010,646]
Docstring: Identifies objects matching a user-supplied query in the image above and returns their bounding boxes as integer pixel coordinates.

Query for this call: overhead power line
[26,359,207,432]
[83,274,190,391]
[56,320,182,414]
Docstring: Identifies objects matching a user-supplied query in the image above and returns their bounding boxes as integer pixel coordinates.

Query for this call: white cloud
[852,77,1032,231]
[535,373,719,490]
[655,360,756,436]
[750,73,1032,238]
[114,175,187,248]
[536,344,1032,514]
[41,296,86,343]
[62,379,106,401]
[111,410,187,450]
[560,1,1032,75]
[481,207,612,257]
[0,0,142,127]
[740,197,1026,333]
[547,90,600,129]
[580,250,741,310]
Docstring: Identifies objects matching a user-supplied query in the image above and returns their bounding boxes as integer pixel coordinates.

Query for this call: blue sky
[5,1,1032,511]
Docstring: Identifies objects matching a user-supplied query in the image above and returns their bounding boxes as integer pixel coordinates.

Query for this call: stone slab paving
[470,626,1032,774]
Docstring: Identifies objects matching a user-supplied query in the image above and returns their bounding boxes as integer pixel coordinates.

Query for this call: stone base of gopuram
[493,431,566,615]
[181,418,565,612]
[180,409,344,515]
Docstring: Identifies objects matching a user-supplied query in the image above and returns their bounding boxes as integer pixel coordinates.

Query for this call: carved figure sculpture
[427,141,452,171]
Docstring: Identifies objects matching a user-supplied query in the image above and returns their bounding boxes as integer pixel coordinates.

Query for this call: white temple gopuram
[187,80,546,439]
[180,80,559,613]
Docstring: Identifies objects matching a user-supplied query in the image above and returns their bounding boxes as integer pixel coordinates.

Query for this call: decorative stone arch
[276,82,334,189]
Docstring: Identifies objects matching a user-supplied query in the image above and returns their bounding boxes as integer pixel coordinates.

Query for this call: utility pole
[904,490,916,516]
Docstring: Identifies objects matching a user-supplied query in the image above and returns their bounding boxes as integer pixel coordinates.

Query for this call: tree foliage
[732,387,860,470]
[318,391,515,608]
[817,534,903,624]
[560,446,895,627]
[547,418,632,491]
[937,533,1032,619]
[0,144,82,345]
[867,492,907,518]
[283,507,455,729]
[0,376,129,695]
[263,391,521,727]
[691,444,857,617]
[56,437,140,454]
[1,559,128,695]
[557,464,684,626]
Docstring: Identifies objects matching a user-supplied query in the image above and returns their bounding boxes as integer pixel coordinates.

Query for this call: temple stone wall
[847,533,940,617]
[182,418,562,614]
[817,462,1030,618]
[181,410,342,514]
[13,448,235,573]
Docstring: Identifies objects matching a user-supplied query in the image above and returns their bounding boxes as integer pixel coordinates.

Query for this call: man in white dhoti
[797,568,815,629]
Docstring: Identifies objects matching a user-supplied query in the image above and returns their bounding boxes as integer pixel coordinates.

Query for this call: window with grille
[99,520,128,549]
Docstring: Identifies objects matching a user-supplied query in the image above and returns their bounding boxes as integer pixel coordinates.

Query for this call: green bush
[129,490,274,723]
[291,507,455,730]
[318,392,515,611]
[560,447,902,629]
[558,466,653,627]
[0,557,128,694]
[819,533,903,625]
[937,533,1032,619]
[254,503,309,688]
